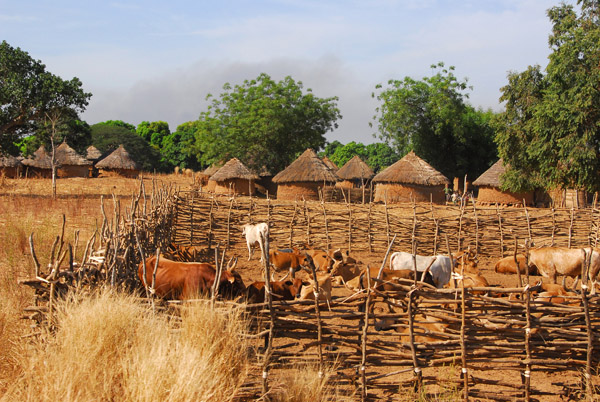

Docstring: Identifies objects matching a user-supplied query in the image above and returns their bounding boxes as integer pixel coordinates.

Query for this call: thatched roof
[321,156,338,172]
[86,145,103,161]
[210,158,259,181]
[0,154,22,168]
[96,145,140,170]
[22,146,53,169]
[336,155,374,180]
[473,159,505,188]
[372,151,449,185]
[203,164,221,176]
[55,142,91,166]
[273,149,339,183]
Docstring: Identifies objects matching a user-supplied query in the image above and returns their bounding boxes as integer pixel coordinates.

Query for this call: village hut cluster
[0,142,141,179]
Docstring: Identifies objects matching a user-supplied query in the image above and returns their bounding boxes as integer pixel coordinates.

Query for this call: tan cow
[495,254,537,275]
[528,247,600,293]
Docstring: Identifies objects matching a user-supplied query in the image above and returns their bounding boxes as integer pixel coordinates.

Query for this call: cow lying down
[389,252,455,288]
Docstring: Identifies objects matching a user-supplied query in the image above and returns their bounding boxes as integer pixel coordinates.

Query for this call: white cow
[389,252,454,288]
[241,222,269,262]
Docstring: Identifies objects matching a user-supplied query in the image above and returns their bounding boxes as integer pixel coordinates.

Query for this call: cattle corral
[14,183,600,401]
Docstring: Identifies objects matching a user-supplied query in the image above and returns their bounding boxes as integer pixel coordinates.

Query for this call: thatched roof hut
[199,163,222,190]
[336,155,374,189]
[22,146,53,178]
[321,156,338,173]
[55,142,91,178]
[473,159,534,206]
[86,145,103,162]
[0,154,22,178]
[95,145,140,178]
[372,151,449,204]
[273,148,339,200]
[208,158,258,196]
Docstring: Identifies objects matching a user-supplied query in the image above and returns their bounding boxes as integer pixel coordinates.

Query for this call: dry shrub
[270,363,353,402]
[3,290,252,402]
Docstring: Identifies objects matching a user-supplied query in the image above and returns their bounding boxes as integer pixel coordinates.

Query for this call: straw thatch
[86,145,103,161]
[273,149,339,183]
[336,155,374,181]
[55,142,91,166]
[321,156,338,172]
[209,158,258,181]
[208,158,258,196]
[472,159,505,187]
[0,154,22,178]
[372,151,449,185]
[96,145,140,177]
[473,159,534,206]
[22,146,53,169]
[203,164,221,177]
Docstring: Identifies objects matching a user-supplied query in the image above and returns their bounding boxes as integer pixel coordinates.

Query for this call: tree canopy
[371,62,497,180]
[495,0,600,192]
[0,40,91,155]
[192,73,341,174]
[320,141,399,173]
[90,122,162,172]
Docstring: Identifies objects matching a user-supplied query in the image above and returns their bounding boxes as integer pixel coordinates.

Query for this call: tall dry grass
[2,290,253,402]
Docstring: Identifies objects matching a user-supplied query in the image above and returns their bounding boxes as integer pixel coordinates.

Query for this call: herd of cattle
[138,223,599,317]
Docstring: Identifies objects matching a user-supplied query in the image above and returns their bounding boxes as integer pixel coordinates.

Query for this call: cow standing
[241,222,269,262]
[138,256,245,300]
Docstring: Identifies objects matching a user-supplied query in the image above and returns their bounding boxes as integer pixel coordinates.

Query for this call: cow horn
[226,256,238,271]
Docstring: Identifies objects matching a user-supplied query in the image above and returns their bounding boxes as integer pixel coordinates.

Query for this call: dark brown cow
[304,248,336,272]
[138,256,244,300]
[245,278,305,304]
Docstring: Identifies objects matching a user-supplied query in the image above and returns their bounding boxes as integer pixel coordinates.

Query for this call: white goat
[241,222,269,262]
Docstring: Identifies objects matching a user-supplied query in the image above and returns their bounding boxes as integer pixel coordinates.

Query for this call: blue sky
[1,0,562,144]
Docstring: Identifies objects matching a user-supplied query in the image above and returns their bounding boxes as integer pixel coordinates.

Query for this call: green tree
[161,121,203,170]
[496,0,600,192]
[320,140,343,158]
[90,123,163,172]
[372,62,497,180]
[0,40,91,154]
[193,73,341,173]
[364,142,399,173]
[330,141,367,168]
[101,120,136,132]
[136,121,171,147]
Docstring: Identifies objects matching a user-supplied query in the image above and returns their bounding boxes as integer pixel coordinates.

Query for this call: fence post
[569,207,574,248]
[581,249,594,399]
[290,201,298,248]
[496,204,504,258]
[407,289,422,395]
[226,196,234,251]
[261,235,273,400]
[471,198,479,256]
[321,198,330,250]
[523,283,532,402]
[368,201,373,253]
[360,272,372,402]
[460,254,469,401]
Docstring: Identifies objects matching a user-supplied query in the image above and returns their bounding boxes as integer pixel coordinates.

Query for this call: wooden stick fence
[172,192,600,258]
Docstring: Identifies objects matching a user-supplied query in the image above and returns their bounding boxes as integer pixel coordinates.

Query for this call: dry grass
[1,290,253,402]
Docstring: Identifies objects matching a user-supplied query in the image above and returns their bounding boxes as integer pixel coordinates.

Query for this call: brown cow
[330,260,363,285]
[494,255,537,275]
[298,273,333,307]
[445,272,490,295]
[245,278,305,304]
[268,249,308,280]
[138,255,244,300]
[304,248,336,272]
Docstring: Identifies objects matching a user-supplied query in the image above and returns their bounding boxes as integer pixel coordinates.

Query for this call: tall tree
[161,121,203,171]
[136,121,171,147]
[192,73,341,173]
[0,40,91,155]
[371,62,497,180]
[496,0,600,192]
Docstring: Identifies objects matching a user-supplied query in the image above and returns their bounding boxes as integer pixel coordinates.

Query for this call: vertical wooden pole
[189,193,194,245]
[457,199,465,253]
[407,289,422,395]
[208,197,214,249]
[496,204,505,258]
[226,197,234,251]
[580,249,594,400]
[523,201,532,244]
[304,198,310,246]
[523,284,532,402]
[360,272,372,402]
[460,256,469,401]
[347,202,353,253]
[569,207,575,248]
[368,201,373,253]
[307,256,324,384]
[290,201,298,248]
[430,202,439,255]
[514,237,522,287]
[471,198,479,256]
[321,199,330,250]
[261,234,273,400]
[384,193,390,246]
[551,207,556,247]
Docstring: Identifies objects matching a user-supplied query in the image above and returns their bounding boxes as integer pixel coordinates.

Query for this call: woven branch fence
[172,192,600,258]
[227,279,600,401]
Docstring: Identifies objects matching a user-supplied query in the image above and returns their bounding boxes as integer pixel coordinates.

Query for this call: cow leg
[247,242,253,261]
